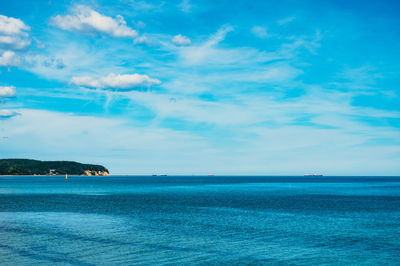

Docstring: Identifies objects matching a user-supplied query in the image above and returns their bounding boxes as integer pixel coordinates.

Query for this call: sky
[0,0,399,175]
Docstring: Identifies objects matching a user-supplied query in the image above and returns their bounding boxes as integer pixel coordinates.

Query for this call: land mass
[0,159,109,176]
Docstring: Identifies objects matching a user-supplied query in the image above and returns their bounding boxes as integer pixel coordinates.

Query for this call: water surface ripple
[0,176,399,265]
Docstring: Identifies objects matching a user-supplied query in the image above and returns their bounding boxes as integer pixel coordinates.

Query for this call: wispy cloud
[141,87,397,128]
[178,0,192,13]
[335,66,383,89]
[22,38,132,81]
[175,26,321,68]
[251,26,269,38]
[128,0,165,11]
[206,25,234,46]
[178,25,242,65]
[277,16,296,25]
[280,30,322,55]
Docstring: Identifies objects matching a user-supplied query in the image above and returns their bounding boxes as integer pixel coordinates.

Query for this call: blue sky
[0,0,399,175]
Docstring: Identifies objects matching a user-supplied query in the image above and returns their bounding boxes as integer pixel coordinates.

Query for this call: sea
[0,176,399,265]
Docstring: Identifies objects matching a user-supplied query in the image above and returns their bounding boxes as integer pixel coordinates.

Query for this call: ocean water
[0,176,399,265]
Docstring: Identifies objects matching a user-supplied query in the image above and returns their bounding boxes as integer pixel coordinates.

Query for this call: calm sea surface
[0,176,399,265]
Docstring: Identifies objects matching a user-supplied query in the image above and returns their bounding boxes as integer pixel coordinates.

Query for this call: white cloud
[71,73,161,90]
[0,50,19,66]
[0,86,16,97]
[0,86,17,120]
[50,5,137,38]
[0,15,30,51]
[0,109,19,118]
[251,26,269,39]
[134,35,152,45]
[0,35,30,50]
[172,34,191,45]
[0,15,30,36]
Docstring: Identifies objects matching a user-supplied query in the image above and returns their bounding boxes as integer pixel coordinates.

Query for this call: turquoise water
[0,176,399,265]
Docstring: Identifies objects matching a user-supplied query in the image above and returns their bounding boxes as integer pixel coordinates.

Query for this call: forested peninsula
[0,159,109,176]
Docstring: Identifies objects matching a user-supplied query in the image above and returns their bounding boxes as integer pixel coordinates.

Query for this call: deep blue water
[0,176,399,265]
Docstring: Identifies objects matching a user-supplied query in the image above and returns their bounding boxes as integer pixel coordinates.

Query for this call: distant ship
[304,174,323,176]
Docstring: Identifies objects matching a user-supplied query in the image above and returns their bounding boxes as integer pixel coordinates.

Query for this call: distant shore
[0,159,109,176]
